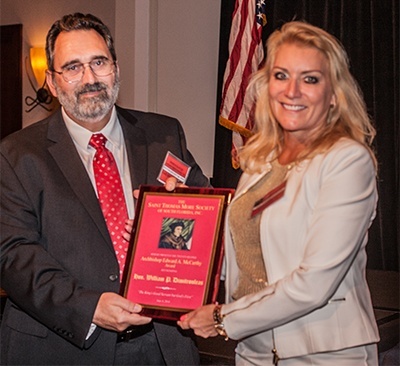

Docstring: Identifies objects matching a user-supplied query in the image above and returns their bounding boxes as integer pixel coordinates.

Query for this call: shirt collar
[62,106,122,150]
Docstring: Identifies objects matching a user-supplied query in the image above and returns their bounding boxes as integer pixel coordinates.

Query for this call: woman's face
[268,43,335,143]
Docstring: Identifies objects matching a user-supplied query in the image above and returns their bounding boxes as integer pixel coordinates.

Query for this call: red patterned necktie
[89,133,129,278]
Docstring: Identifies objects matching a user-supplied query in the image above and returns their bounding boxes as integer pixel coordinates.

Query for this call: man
[159,221,189,250]
[0,13,209,365]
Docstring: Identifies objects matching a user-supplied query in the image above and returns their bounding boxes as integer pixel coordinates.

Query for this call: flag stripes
[219,0,267,168]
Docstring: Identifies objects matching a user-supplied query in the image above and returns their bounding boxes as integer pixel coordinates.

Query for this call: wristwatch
[213,304,229,341]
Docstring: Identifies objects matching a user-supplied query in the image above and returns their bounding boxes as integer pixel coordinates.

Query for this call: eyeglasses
[52,58,116,83]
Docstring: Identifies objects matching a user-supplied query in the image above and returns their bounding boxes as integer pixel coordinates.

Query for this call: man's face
[173,226,183,237]
[46,29,120,131]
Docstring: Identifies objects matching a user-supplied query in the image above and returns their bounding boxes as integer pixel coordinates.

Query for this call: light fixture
[25,47,53,112]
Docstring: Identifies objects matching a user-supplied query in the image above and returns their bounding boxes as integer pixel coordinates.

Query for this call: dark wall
[1,24,23,139]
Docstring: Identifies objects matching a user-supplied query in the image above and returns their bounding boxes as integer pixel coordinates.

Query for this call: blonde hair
[240,21,376,173]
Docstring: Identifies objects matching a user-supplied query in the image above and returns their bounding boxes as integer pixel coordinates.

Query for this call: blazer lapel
[46,111,113,249]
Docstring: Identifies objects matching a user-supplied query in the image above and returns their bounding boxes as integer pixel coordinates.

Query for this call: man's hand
[164,176,183,191]
[124,177,188,241]
[132,177,185,200]
[93,292,151,332]
[123,219,134,242]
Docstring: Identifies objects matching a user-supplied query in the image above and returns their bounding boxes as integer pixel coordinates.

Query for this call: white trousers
[236,343,378,366]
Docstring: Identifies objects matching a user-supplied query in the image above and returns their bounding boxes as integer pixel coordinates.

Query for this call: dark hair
[46,13,117,71]
[169,221,185,231]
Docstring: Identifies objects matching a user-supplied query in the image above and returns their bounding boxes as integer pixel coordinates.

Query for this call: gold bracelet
[213,304,229,341]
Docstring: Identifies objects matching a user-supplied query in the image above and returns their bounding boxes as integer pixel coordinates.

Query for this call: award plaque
[121,185,234,320]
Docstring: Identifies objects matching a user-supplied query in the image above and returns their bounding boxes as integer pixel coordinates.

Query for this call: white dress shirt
[62,106,135,218]
[62,106,135,339]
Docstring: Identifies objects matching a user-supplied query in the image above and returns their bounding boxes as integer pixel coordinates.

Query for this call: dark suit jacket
[0,106,209,365]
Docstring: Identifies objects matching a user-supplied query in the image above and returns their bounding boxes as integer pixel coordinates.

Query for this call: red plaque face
[121,185,234,320]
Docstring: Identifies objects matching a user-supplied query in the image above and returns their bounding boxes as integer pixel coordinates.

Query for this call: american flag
[219,0,267,168]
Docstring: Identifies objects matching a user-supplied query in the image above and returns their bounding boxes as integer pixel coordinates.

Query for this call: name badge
[251,180,287,218]
[157,151,191,184]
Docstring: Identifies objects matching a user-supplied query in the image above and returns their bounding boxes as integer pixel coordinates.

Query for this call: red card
[157,151,191,184]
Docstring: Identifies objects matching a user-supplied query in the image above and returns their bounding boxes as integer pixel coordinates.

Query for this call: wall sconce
[25,47,53,112]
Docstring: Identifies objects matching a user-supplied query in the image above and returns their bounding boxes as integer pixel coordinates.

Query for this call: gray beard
[54,76,120,123]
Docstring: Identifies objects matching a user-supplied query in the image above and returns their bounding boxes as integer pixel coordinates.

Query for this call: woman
[178,21,379,365]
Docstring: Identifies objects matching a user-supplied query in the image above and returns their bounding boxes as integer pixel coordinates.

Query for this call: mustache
[77,82,107,96]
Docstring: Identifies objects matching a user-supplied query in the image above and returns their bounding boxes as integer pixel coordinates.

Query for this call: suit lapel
[46,111,113,249]
[117,107,148,189]
[44,108,149,252]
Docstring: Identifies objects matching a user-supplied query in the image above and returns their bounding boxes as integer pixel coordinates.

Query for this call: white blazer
[222,138,380,360]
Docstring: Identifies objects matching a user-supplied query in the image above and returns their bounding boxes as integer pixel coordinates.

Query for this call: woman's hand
[177,304,218,338]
